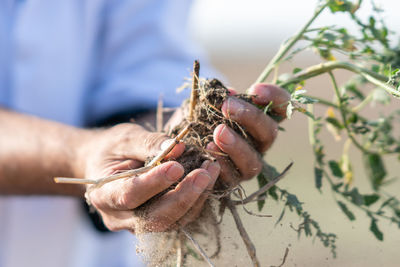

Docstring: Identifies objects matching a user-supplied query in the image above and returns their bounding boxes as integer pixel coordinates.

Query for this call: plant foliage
[254,0,400,257]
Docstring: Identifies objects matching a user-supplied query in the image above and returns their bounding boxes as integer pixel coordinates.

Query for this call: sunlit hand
[81,123,220,232]
[208,83,290,186]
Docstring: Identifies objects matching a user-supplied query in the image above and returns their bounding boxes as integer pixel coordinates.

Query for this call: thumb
[120,124,185,162]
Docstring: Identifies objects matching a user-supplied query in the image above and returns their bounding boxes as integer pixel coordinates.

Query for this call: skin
[0,83,289,233]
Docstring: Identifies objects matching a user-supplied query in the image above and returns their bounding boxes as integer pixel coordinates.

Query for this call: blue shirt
[0,0,215,126]
[0,0,214,266]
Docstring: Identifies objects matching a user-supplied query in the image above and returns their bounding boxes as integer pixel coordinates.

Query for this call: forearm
[0,108,92,196]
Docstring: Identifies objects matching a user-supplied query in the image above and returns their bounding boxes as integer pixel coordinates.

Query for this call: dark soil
[134,78,259,266]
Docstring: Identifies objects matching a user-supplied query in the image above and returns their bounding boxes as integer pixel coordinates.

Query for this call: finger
[89,161,184,211]
[113,124,185,161]
[95,209,136,232]
[177,160,220,226]
[104,159,142,176]
[206,142,240,186]
[227,87,238,96]
[213,125,263,180]
[221,97,279,152]
[248,83,290,118]
[141,168,216,232]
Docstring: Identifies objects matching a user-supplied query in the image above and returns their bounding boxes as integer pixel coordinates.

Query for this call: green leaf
[323,32,337,41]
[370,219,384,241]
[379,197,395,211]
[345,82,365,100]
[328,0,354,13]
[363,194,380,206]
[275,207,286,226]
[344,188,364,206]
[328,160,344,178]
[363,153,387,191]
[256,173,268,211]
[347,113,358,124]
[326,117,344,129]
[395,209,400,219]
[337,201,356,221]
[333,182,344,191]
[268,185,279,201]
[296,95,319,104]
[293,67,303,74]
[286,193,303,211]
[314,167,323,190]
[295,107,316,120]
[304,220,312,236]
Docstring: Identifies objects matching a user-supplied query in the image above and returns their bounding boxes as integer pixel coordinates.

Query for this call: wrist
[70,128,99,179]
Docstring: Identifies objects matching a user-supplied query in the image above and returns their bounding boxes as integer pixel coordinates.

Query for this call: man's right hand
[80,123,220,233]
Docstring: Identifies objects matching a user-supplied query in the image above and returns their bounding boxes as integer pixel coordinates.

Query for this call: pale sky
[189,0,400,62]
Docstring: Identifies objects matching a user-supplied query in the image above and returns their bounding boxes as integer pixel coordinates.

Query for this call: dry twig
[176,231,184,267]
[156,93,164,132]
[232,162,293,205]
[271,247,289,267]
[54,123,192,186]
[182,228,215,267]
[226,198,260,267]
[188,60,200,121]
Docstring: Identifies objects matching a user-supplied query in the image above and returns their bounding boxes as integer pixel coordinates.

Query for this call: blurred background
[187,0,400,266]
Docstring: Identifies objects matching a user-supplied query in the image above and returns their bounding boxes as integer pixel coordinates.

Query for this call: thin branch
[271,247,289,267]
[54,123,192,186]
[188,60,200,121]
[182,228,215,267]
[177,231,184,267]
[156,93,164,132]
[279,61,400,98]
[235,186,272,217]
[147,123,192,167]
[303,95,369,123]
[232,162,293,205]
[328,71,370,154]
[255,2,328,83]
[226,199,260,267]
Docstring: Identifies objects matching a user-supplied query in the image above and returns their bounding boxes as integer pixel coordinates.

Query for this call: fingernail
[166,163,184,182]
[160,139,175,151]
[207,161,221,173]
[218,125,235,145]
[193,172,211,193]
[201,160,211,169]
[226,97,244,116]
[206,142,217,151]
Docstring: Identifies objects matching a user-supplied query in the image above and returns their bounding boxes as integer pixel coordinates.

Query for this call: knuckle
[116,194,131,209]
[144,132,167,152]
[103,218,120,232]
[242,104,264,123]
[176,195,192,211]
[259,123,278,152]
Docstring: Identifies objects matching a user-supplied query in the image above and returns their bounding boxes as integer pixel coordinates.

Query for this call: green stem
[328,71,370,154]
[279,61,400,98]
[307,104,316,146]
[255,3,328,83]
[351,93,373,113]
[305,95,370,122]
[305,95,338,108]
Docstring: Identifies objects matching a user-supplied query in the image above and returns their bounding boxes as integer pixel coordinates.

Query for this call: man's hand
[81,123,220,232]
[208,83,290,186]
[0,82,289,234]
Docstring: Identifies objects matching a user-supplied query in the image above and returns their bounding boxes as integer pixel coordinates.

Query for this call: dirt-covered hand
[208,83,290,185]
[81,123,220,232]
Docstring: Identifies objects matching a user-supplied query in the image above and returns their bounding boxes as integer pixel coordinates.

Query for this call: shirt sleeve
[84,0,216,126]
